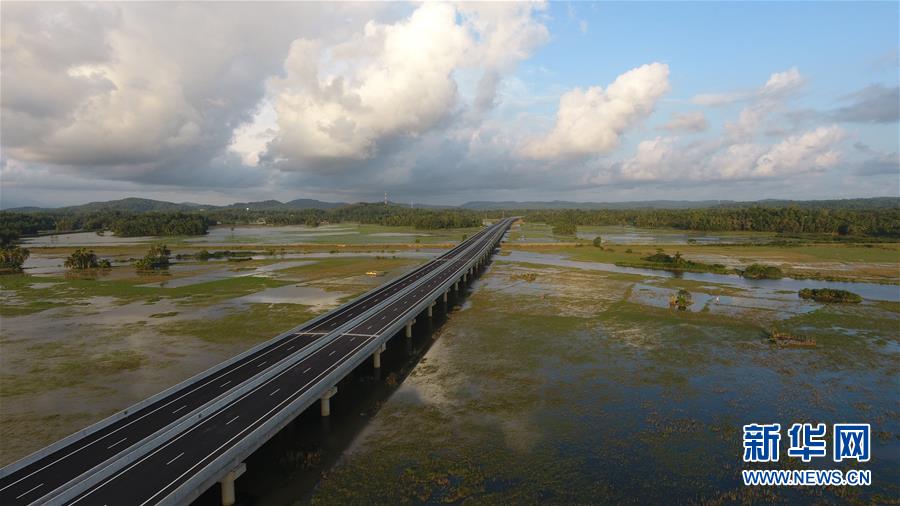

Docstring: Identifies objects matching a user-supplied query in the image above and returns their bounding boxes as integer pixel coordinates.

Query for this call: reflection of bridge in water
[0,218,514,506]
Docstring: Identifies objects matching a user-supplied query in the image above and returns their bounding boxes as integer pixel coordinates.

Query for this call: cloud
[660,111,709,133]
[753,125,844,176]
[760,67,805,98]
[596,125,846,184]
[691,67,804,107]
[249,2,547,169]
[1,2,388,187]
[853,144,900,176]
[521,63,671,159]
[830,84,900,123]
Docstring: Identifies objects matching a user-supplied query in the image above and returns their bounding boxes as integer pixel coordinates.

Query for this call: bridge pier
[372,344,387,369]
[443,291,448,303]
[454,281,459,292]
[427,301,435,318]
[320,386,337,417]
[220,462,246,506]
[405,319,416,339]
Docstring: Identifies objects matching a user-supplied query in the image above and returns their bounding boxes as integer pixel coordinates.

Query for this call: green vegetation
[768,328,816,347]
[741,263,783,279]
[135,244,171,271]
[64,249,100,270]
[158,303,317,344]
[799,288,862,304]
[0,245,29,273]
[109,212,209,237]
[510,206,900,237]
[619,250,730,274]
[592,236,602,247]
[674,289,692,310]
[551,221,577,236]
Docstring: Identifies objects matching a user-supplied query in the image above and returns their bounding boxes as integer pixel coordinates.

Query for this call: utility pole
[384,192,388,205]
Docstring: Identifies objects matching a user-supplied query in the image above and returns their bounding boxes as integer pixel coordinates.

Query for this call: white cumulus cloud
[522,62,671,159]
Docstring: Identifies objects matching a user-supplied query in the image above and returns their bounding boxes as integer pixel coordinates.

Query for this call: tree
[65,248,100,270]
[0,245,29,273]
[592,236,602,247]
[135,243,171,270]
[675,289,692,311]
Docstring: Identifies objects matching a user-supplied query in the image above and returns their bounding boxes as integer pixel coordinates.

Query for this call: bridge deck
[0,218,512,506]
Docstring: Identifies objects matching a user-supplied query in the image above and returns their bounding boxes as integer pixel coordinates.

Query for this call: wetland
[1,221,897,504]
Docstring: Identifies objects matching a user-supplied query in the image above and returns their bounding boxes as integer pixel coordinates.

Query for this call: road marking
[328,350,336,356]
[269,388,280,396]
[165,453,184,466]
[256,361,267,368]
[303,367,311,374]
[220,380,231,388]
[106,438,127,450]
[172,405,188,415]
[15,483,43,500]
[287,346,295,351]
[226,416,240,425]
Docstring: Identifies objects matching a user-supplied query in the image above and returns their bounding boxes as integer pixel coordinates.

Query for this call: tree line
[2,203,898,246]
[0,203,483,243]
[513,207,900,237]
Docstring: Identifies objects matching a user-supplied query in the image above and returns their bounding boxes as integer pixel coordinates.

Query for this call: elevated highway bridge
[0,218,514,505]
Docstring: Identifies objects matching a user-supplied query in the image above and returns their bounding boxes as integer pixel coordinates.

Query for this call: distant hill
[59,197,205,213]
[5,196,897,213]
[461,197,899,211]
[460,200,731,210]
[4,197,347,213]
[224,199,346,210]
[713,197,900,210]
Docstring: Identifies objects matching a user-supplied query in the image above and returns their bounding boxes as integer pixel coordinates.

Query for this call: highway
[0,218,512,505]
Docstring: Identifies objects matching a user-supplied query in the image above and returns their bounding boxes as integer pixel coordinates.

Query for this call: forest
[1,202,898,244]
[513,207,900,238]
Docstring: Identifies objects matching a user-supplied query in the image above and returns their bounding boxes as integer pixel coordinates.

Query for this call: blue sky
[527,1,899,149]
[1,1,898,207]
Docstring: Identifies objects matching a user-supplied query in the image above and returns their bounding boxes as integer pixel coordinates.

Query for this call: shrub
[135,243,171,270]
[64,248,99,270]
[741,263,784,279]
[798,288,862,303]
[592,236,602,247]
[0,245,29,272]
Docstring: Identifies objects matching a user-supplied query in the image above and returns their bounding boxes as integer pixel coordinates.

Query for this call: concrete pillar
[463,273,467,282]
[405,319,415,338]
[220,462,246,506]
[428,301,435,318]
[372,344,386,369]
[320,386,337,417]
[443,291,448,303]
[454,281,459,291]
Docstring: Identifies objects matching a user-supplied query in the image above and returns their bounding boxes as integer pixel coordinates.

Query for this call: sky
[1,1,898,208]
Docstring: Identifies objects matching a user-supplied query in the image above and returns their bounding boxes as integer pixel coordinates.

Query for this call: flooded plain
[3,223,898,503]
[298,260,899,504]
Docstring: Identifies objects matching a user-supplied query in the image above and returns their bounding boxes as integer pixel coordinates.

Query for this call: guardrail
[159,219,512,505]
[40,222,508,505]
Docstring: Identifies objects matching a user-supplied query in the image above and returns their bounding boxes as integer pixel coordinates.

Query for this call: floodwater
[185,226,359,244]
[137,261,318,288]
[235,285,344,310]
[577,226,773,245]
[21,251,440,277]
[286,260,899,505]
[502,250,900,302]
[22,231,158,246]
